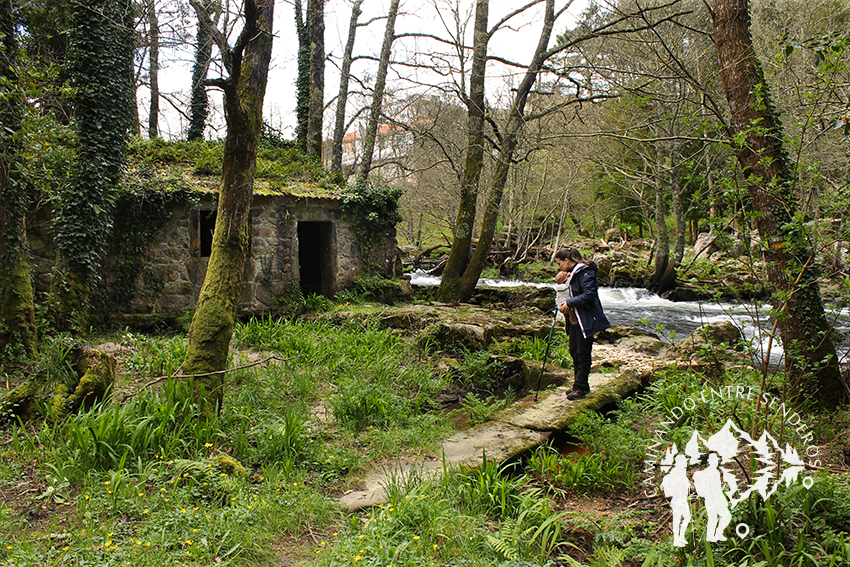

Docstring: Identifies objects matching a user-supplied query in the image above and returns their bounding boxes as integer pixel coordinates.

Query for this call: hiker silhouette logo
[657,418,811,547]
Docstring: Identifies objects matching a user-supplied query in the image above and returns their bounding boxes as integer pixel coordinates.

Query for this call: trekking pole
[534,308,559,402]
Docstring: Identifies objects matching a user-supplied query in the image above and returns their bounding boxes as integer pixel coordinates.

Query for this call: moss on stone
[0,251,37,359]
[48,267,91,335]
[211,454,246,477]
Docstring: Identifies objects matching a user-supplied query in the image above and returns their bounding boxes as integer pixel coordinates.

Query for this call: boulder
[617,335,667,356]
[596,324,660,343]
[433,322,487,350]
[604,228,622,243]
[694,232,720,259]
[670,321,744,357]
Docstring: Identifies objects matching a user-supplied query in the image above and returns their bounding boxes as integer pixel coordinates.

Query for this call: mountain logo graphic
[658,419,811,547]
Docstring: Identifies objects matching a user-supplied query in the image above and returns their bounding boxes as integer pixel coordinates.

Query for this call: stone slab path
[339,365,647,512]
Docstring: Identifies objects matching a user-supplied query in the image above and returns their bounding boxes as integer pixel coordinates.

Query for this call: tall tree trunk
[712,0,847,406]
[355,0,400,185]
[53,0,133,333]
[435,0,488,302]
[658,137,685,292]
[0,0,36,359]
[183,0,274,414]
[147,0,159,139]
[455,0,556,302]
[187,0,213,141]
[306,0,324,157]
[130,80,141,136]
[650,180,670,287]
[294,0,309,152]
[330,0,363,174]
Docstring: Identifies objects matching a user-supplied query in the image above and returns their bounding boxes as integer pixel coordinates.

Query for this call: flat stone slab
[339,351,649,513]
[494,371,643,431]
[339,422,549,512]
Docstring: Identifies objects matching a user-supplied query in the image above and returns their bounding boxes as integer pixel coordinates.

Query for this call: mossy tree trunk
[187,0,213,142]
[146,0,160,139]
[454,0,557,302]
[712,0,848,407]
[436,0,489,303]
[0,0,36,360]
[294,0,309,152]
[184,0,273,413]
[1,342,115,422]
[52,0,133,333]
[306,0,324,158]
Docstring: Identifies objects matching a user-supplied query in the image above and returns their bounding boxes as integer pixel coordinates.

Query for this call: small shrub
[301,293,334,313]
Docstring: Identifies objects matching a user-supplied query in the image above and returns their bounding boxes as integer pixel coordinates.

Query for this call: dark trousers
[568,322,593,391]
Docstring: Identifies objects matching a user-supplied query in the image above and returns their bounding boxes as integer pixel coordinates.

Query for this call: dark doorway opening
[199,211,216,257]
[298,221,335,297]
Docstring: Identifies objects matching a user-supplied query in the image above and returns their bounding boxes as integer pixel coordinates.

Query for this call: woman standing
[553,247,610,400]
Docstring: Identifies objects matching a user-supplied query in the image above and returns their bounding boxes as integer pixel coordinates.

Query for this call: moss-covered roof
[121,138,346,200]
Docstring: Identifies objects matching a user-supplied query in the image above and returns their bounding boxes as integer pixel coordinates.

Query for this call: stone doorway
[298,221,336,297]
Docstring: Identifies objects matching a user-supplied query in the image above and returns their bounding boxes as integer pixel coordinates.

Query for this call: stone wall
[25,192,398,325]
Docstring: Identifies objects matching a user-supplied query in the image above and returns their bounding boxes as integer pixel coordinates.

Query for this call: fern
[487,519,521,560]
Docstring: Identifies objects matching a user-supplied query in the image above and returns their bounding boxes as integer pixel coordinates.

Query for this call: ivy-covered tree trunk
[436,0,488,303]
[356,0,400,185]
[294,0,309,152]
[0,0,37,360]
[147,0,159,139]
[52,0,133,333]
[712,0,848,407]
[330,0,362,174]
[183,0,274,414]
[187,0,212,141]
[306,0,324,158]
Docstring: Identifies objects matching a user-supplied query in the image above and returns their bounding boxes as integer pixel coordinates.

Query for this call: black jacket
[564,262,610,338]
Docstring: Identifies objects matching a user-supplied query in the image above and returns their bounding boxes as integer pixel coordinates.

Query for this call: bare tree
[330,0,363,174]
[356,0,401,185]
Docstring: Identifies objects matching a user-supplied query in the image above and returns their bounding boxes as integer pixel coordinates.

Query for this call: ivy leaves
[55,0,133,277]
[340,182,403,257]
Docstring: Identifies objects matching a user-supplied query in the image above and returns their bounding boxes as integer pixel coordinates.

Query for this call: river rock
[694,232,720,259]
[669,321,744,356]
[616,335,666,356]
[433,322,487,350]
[597,324,660,343]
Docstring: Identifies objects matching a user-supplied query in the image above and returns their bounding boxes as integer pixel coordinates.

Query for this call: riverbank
[404,235,850,303]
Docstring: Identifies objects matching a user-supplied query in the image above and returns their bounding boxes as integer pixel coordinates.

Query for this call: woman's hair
[555,246,583,262]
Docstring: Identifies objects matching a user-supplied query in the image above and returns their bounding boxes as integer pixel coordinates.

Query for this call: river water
[409,271,850,372]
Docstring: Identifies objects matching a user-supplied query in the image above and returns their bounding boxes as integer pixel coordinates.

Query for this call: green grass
[2,315,849,567]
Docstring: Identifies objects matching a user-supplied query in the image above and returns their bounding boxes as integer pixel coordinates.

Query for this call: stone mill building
[27,179,400,327]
